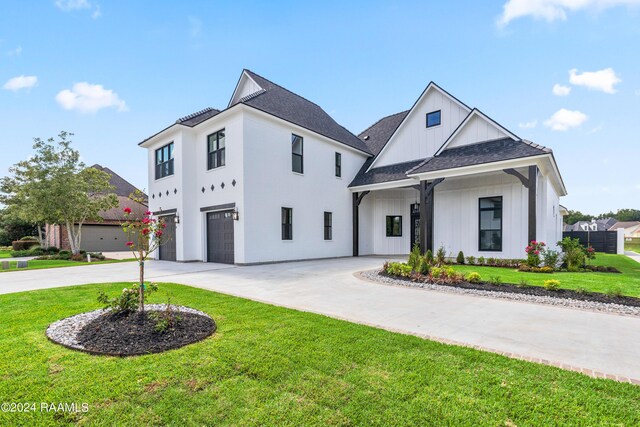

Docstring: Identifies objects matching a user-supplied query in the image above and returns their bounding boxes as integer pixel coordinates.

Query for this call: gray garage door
[207,211,234,264]
[159,215,177,261]
[81,225,128,252]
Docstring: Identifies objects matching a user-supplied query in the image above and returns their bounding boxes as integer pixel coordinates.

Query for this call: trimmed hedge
[11,240,40,251]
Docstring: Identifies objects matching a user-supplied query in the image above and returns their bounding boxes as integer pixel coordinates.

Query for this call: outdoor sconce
[174,215,180,224]
[232,210,240,221]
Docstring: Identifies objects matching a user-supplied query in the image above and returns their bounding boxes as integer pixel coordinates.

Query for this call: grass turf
[625,242,640,254]
[0,283,639,426]
[450,253,640,297]
[0,251,11,258]
[0,259,133,272]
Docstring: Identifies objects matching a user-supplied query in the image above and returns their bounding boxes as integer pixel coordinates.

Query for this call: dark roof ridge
[176,107,219,124]
[358,110,410,138]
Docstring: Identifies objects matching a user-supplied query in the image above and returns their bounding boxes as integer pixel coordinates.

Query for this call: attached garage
[81,224,129,252]
[206,210,235,264]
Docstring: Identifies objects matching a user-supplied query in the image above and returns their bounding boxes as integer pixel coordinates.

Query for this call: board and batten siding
[373,89,468,167]
[433,173,528,259]
[445,114,509,150]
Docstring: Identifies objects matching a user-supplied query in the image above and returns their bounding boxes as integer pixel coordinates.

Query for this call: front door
[207,211,235,264]
[410,203,420,251]
[159,215,177,261]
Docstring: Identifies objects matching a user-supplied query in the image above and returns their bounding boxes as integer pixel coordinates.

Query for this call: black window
[479,196,503,251]
[335,152,341,177]
[155,142,174,179]
[282,207,293,240]
[324,212,332,240]
[386,216,402,237]
[426,110,441,128]
[207,129,225,170]
[292,134,303,173]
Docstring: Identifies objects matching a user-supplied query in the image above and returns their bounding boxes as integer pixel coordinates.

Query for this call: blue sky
[1,0,639,215]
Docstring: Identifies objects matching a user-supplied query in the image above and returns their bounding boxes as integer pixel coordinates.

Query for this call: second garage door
[81,225,128,252]
[207,211,234,264]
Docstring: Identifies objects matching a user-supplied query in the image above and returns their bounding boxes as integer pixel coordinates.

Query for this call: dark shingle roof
[358,111,409,155]
[234,70,372,155]
[349,158,426,188]
[176,107,221,127]
[90,164,146,199]
[408,138,551,175]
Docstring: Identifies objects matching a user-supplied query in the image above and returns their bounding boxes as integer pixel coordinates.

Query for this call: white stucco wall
[373,88,469,167]
[241,109,368,263]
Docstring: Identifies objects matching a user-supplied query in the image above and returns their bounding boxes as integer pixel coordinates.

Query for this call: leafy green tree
[0,208,38,246]
[0,132,118,254]
[564,210,592,225]
[613,209,640,222]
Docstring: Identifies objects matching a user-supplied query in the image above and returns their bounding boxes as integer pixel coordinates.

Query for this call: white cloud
[7,45,22,56]
[498,0,640,27]
[552,83,571,96]
[55,0,91,11]
[55,82,128,113]
[3,75,38,92]
[544,108,588,131]
[569,68,621,93]
[518,119,538,128]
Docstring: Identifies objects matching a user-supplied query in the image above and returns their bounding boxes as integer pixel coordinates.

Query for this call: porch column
[352,191,370,256]
[503,165,538,244]
[419,179,444,253]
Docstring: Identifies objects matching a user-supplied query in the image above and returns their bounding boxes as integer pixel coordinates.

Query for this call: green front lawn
[0,250,11,258]
[1,283,639,426]
[626,242,640,254]
[451,253,640,297]
[0,258,133,272]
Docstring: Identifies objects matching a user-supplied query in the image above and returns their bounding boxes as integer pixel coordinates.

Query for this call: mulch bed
[76,311,216,356]
[380,271,640,308]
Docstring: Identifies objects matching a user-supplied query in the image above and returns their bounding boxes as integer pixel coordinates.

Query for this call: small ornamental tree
[121,195,168,311]
[525,240,545,267]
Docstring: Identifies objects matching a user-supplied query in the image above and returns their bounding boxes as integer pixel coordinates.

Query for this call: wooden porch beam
[420,178,445,253]
[352,191,370,257]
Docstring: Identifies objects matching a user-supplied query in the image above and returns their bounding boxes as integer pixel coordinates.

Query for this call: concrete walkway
[625,251,640,264]
[1,257,639,383]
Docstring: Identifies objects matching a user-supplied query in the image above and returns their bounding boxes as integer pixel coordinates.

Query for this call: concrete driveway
[1,257,639,383]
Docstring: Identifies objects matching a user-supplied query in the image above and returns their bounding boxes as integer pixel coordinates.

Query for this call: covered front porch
[351,158,562,259]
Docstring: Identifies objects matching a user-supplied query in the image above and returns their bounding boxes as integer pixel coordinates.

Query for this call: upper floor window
[335,152,342,177]
[426,110,441,128]
[292,134,303,173]
[155,142,174,180]
[207,129,226,170]
[479,196,502,251]
[282,207,293,240]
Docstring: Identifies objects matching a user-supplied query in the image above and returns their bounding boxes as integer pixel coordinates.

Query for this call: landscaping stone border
[46,304,215,356]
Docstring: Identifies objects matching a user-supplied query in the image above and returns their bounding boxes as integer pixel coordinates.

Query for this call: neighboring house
[609,221,640,239]
[139,69,566,264]
[46,165,148,252]
[563,218,616,232]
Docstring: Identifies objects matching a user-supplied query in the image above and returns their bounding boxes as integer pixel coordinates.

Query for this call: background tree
[0,132,117,254]
[0,208,38,246]
[563,210,592,225]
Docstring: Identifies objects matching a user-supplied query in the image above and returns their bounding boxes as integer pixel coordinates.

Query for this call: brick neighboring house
[46,165,148,252]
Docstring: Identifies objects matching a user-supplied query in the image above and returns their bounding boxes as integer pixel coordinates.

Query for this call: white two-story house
[140,69,566,264]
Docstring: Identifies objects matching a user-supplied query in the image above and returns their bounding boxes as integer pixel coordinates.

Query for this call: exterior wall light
[174,215,180,224]
[232,210,239,221]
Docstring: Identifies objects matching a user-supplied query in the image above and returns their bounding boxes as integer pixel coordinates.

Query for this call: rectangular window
[324,212,332,240]
[335,152,341,177]
[207,129,225,170]
[479,196,503,251]
[292,134,303,173]
[155,142,174,179]
[282,207,293,240]
[426,110,441,128]
[386,215,402,237]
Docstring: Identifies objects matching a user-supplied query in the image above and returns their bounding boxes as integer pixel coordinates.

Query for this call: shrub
[425,250,434,265]
[385,262,413,278]
[98,283,158,315]
[607,266,621,273]
[150,299,182,333]
[466,272,481,284]
[543,279,561,291]
[542,249,559,269]
[70,254,85,262]
[574,286,588,295]
[407,244,422,271]
[88,252,106,260]
[466,256,476,265]
[44,246,59,254]
[486,257,497,266]
[435,246,446,266]
[11,240,39,251]
[456,251,465,264]
[518,265,554,273]
[518,279,530,287]
[557,237,585,270]
[477,256,485,266]
[19,236,38,241]
[488,276,502,285]
[518,265,531,272]
[525,240,545,267]
[606,287,624,298]
[418,257,431,275]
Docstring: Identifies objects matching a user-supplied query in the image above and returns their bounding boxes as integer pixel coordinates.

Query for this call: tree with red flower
[120,191,169,311]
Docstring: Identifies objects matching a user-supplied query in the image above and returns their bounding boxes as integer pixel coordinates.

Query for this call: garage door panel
[159,215,177,261]
[81,225,128,252]
[207,211,234,264]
